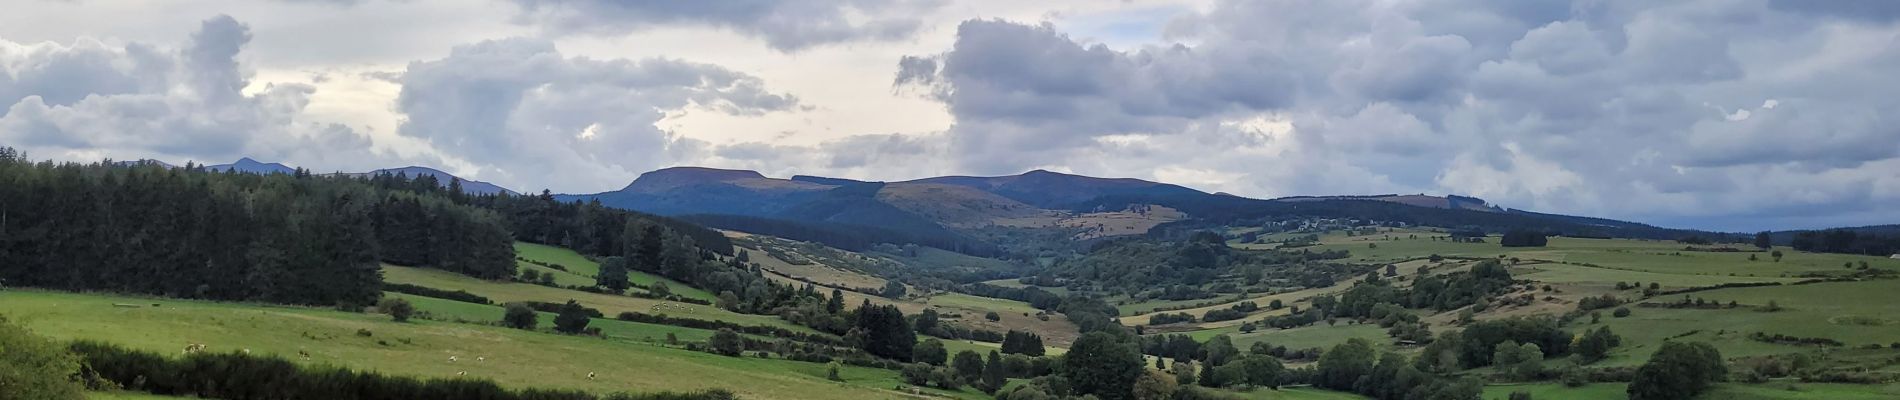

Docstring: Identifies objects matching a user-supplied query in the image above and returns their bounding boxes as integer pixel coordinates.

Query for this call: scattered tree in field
[1755,231,1772,250]
[1576,327,1623,363]
[1627,342,1727,400]
[1771,250,1783,262]
[0,317,85,400]
[710,328,744,356]
[501,303,537,329]
[1132,370,1179,400]
[649,281,671,297]
[827,361,844,381]
[1613,307,1632,318]
[1063,332,1144,400]
[981,351,1007,394]
[1001,330,1046,356]
[553,300,591,334]
[596,257,632,293]
[881,281,908,298]
[826,289,846,314]
[854,301,915,361]
[914,339,948,365]
[1316,338,1376,390]
[986,311,1001,321]
[952,350,985,383]
[378,298,415,322]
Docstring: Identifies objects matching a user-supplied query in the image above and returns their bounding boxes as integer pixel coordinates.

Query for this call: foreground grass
[3,290,986,400]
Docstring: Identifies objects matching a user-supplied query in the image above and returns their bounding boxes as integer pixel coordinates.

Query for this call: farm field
[381,264,804,332]
[1301,234,1899,279]
[387,292,725,343]
[1,290,991,400]
[515,242,718,302]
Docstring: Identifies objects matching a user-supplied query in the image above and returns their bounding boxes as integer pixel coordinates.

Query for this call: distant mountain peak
[208,157,295,175]
[624,167,772,192]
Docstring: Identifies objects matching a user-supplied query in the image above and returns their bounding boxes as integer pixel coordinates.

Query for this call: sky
[2,0,1897,232]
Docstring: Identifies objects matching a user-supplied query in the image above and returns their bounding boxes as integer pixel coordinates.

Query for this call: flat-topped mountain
[206,157,296,175]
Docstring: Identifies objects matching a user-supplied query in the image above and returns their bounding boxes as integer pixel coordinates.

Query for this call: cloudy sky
[3,0,1897,231]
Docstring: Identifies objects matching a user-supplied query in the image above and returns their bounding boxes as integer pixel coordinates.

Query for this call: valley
[5,153,1900,400]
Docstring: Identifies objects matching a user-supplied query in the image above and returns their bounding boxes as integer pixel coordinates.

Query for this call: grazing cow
[587,372,597,380]
[182,344,207,354]
[241,348,251,355]
[298,350,311,360]
[457,371,466,376]
[449,356,458,363]
[477,356,485,362]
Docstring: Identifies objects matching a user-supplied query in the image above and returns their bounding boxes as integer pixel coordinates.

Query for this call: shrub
[378,297,416,322]
[1612,307,1632,318]
[503,302,538,329]
[554,300,592,334]
[710,329,744,356]
[0,317,85,400]
[385,283,493,304]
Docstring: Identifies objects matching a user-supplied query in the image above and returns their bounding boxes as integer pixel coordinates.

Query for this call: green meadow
[515,242,718,302]
[381,264,800,331]
[1,290,992,400]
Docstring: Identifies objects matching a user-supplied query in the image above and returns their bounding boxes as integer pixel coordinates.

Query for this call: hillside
[907,169,1205,209]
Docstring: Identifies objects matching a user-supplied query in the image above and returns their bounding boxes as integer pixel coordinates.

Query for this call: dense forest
[0,148,729,306]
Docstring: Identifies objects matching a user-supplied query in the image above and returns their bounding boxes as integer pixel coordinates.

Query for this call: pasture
[382,265,804,332]
[1,290,991,400]
[515,242,718,302]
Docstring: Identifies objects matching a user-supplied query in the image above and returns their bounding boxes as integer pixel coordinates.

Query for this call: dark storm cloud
[899,0,1900,230]
[509,0,941,51]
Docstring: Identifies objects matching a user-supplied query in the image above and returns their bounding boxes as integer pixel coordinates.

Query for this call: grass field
[1480,382,1900,399]
[1301,235,1899,280]
[388,292,725,343]
[514,242,717,302]
[922,292,1042,315]
[382,265,805,332]
[3,290,991,400]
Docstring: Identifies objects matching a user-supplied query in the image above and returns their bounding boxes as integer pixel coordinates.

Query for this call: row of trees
[0,152,507,306]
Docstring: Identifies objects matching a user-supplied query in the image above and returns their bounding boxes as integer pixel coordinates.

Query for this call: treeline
[471,191,731,257]
[68,340,734,400]
[385,283,492,305]
[1788,229,1899,256]
[0,148,749,307]
[2,152,420,306]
